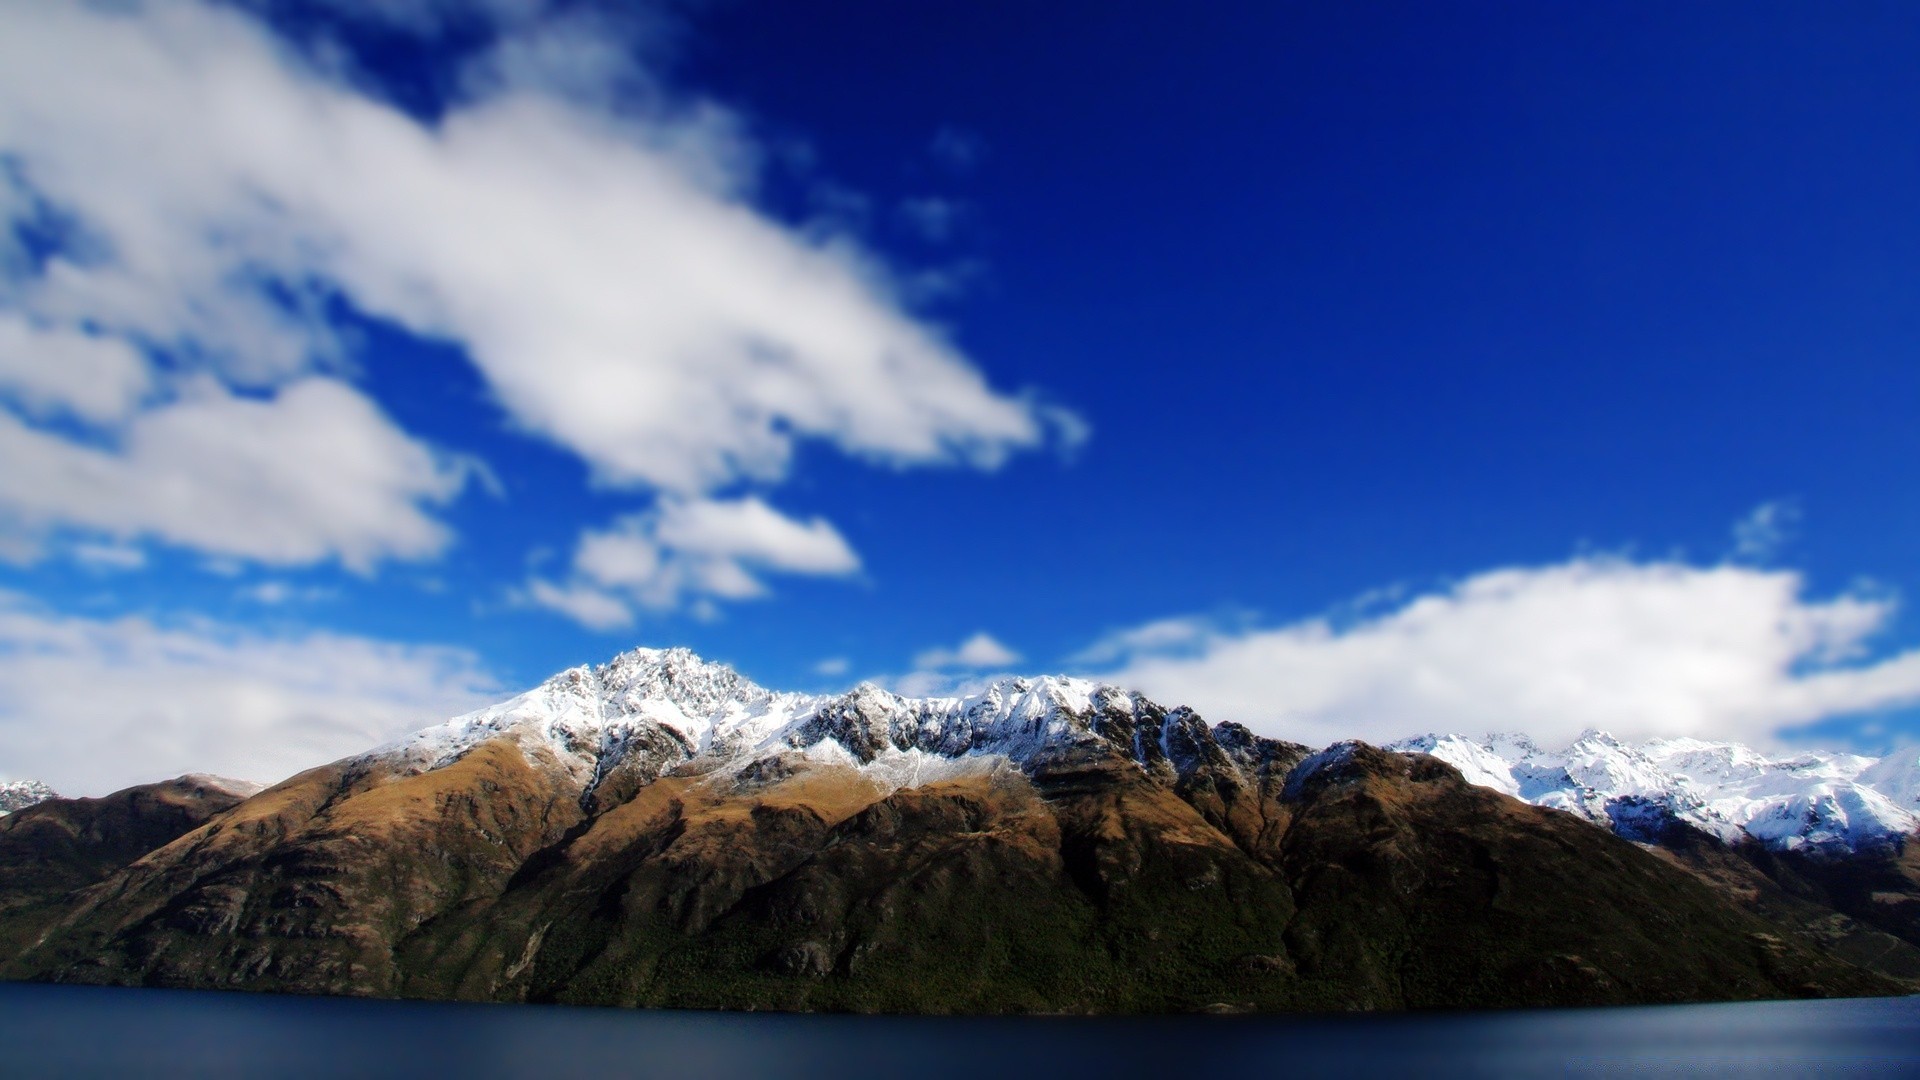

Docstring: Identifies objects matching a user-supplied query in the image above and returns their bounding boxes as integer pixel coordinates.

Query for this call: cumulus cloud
[0,378,467,570]
[527,496,862,628]
[914,631,1022,670]
[1080,557,1920,750]
[0,1,1065,526]
[0,591,501,795]
[814,656,851,677]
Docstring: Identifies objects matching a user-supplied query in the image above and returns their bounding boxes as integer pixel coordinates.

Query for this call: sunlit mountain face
[2,645,1917,1011]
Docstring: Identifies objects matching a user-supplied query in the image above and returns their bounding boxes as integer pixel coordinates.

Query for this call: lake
[1,984,1917,1078]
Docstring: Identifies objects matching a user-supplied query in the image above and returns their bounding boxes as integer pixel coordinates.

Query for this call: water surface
[2,984,1916,1078]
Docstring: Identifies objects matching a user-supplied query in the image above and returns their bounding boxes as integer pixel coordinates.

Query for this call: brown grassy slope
[0,777,252,956]
[387,745,1902,1012]
[5,739,1905,1012]
[5,739,587,994]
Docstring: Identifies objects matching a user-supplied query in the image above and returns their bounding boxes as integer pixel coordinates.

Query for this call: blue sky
[4,0,1920,792]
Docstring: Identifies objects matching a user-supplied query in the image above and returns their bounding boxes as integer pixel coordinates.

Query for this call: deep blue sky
[6,1,1920,786]
[681,1,1920,671]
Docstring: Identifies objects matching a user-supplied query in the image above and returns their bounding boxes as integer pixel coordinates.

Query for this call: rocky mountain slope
[0,647,1912,1012]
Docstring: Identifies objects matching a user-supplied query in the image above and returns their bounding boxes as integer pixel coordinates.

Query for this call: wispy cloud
[1730,499,1801,563]
[913,631,1022,670]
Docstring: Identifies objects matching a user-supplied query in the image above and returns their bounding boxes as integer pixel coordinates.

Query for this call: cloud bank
[0,591,501,795]
[1081,557,1920,750]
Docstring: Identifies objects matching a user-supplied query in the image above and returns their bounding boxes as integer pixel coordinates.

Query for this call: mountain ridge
[365,644,1919,858]
[1,643,1915,1012]
[1390,730,1919,855]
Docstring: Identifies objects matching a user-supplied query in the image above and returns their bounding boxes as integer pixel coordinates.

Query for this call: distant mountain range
[1392,731,1920,854]
[2,646,1917,1011]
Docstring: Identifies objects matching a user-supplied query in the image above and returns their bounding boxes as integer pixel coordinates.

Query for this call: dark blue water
[2,984,1917,1078]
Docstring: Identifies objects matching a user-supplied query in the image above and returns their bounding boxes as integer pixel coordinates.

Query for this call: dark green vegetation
[0,732,1911,1013]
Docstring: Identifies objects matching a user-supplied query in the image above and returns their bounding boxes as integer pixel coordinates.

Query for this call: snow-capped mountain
[375,645,1258,807]
[11,643,1915,1012]
[0,779,57,815]
[1390,730,1919,854]
[372,645,1918,858]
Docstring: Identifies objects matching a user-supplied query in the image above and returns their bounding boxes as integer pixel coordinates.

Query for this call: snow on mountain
[176,775,270,800]
[375,646,1175,805]
[372,644,1919,857]
[1859,746,1920,812]
[383,647,820,790]
[0,779,58,815]
[1390,730,1919,854]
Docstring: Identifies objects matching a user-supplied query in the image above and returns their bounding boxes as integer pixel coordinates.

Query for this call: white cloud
[0,591,501,795]
[0,378,467,571]
[1071,616,1214,666]
[239,581,337,605]
[71,542,147,572]
[0,314,151,423]
[0,0,1067,517]
[1081,556,1920,750]
[528,495,862,627]
[881,668,1009,700]
[813,656,851,677]
[651,496,862,576]
[525,578,636,631]
[914,631,1022,671]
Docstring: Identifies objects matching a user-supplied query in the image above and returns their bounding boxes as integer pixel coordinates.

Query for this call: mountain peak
[385,646,1284,806]
[0,779,57,815]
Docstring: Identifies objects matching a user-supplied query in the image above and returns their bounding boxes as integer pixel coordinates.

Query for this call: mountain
[0,647,1909,1011]
[1374,732,1920,982]
[0,775,260,957]
[0,780,57,815]
[1388,731,1919,854]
